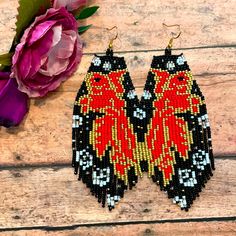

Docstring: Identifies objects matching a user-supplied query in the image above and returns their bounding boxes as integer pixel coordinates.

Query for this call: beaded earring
[72,25,214,211]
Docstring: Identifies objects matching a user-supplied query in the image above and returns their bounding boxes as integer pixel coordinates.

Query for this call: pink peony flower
[12,7,83,97]
[53,0,87,11]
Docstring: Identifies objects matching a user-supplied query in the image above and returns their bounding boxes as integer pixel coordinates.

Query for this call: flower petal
[13,28,54,82]
[28,20,57,46]
[17,48,32,79]
[53,0,87,11]
[51,25,62,47]
[54,30,77,59]
[38,29,75,76]
[0,73,28,127]
[29,28,54,75]
[11,7,83,98]
[39,56,69,76]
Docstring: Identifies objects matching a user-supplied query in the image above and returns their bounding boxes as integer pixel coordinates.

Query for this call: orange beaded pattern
[72,48,214,211]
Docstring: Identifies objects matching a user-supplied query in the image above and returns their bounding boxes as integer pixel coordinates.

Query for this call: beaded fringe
[72,49,214,211]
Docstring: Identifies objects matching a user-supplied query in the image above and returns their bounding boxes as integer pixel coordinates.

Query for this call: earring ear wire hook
[162,23,182,49]
[106,26,118,49]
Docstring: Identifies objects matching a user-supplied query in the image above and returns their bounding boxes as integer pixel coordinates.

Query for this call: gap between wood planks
[0,216,235,232]
[0,156,235,171]
[82,44,236,56]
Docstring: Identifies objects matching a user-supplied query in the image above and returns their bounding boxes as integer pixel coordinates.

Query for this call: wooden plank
[0,57,235,165]
[82,0,236,52]
[0,0,236,165]
[0,0,236,54]
[0,0,18,54]
[0,0,235,234]
[60,47,236,92]
[1,221,235,236]
[0,159,235,228]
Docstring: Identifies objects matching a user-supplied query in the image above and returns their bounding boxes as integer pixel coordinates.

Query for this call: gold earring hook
[162,23,182,49]
[106,26,118,49]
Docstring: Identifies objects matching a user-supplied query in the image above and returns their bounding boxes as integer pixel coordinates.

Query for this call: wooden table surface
[0,0,235,235]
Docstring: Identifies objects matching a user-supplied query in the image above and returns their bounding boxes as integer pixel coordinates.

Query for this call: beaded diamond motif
[72,49,214,211]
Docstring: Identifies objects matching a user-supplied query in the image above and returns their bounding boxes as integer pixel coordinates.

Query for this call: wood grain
[0,0,18,54]
[82,0,236,52]
[0,0,236,234]
[0,0,236,165]
[1,0,236,54]
[1,221,236,236]
[60,48,236,92]
[0,70,235,165]
[0,159,235,228]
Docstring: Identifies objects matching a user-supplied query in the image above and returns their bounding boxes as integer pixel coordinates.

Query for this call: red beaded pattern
[72,49,214,211]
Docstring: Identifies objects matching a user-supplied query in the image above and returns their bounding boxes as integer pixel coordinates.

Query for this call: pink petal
[18,75,49,97]
[66,0,87,11]
[27,28,55,78]
[51,25,62,47]
[28,20,57,46]
[12,26,55,82]
[39,56,69,76]
[38,28,75,76]
[11,7,82,98]
[53,0,87,11]
[66,36,83,73]
[54,30,77,59]
[17,48,32,79]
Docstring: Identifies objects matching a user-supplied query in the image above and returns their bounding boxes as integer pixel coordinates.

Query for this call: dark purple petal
[17,47,32,79]
[0,72,29,127]
[28,20,57,46]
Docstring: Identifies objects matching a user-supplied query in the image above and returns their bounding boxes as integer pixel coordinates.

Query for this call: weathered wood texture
[1,0,236,54]
[0,49,236,166]
[0,159,235,228]
[1,221,236,236]
[0,0,236,234]
[0,0,236,165]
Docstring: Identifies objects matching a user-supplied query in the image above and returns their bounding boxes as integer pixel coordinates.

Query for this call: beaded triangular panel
[72,49,214,211]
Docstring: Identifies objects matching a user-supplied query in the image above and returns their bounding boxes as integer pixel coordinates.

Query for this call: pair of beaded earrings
[72,24,214,211]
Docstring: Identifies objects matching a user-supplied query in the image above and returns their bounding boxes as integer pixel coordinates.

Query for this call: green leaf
[15,0,52,41]
[0,53,13,66]
[75,6,99,20]
[78,24,92,34]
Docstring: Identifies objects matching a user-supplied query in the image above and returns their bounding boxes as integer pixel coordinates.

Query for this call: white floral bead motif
[72,115,83,128]
[173,195,187,208]
[178,168,197,187]
[92,167,111,187]
[133,108,146,120]
[103,61,112,71]
[176,55,186,65]
[127,90,136,99]
[166,61,175,70]
[77,148,93,170]
[143,90,152,100]
[92,57,101,66]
